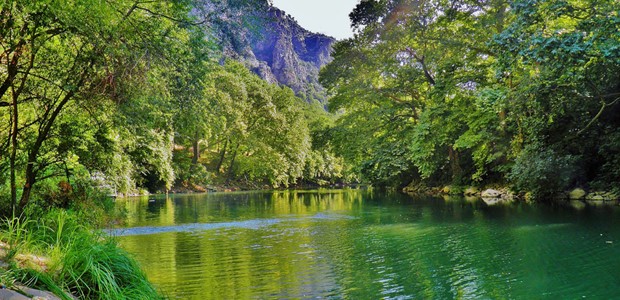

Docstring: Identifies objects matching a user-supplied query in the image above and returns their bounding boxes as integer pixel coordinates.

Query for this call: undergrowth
[0,210,163,299]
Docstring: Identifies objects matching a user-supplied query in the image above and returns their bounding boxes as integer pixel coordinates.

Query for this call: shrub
[508,143,578,199]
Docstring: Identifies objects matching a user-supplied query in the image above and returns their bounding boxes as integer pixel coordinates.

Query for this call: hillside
[192,0,335,104]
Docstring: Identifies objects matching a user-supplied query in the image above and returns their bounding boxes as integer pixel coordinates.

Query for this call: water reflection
[113,190,620,299]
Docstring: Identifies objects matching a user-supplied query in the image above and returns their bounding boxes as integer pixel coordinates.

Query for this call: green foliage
[320,0,619,198]
[0,0,195,210]
[0,216,34,260]
[205,61,314,187]
[1,210,162,299]
[172,150,212,187]
[508,144,578,199]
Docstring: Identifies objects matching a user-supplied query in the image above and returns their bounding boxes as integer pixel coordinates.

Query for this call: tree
[494,0,620,195]
[321,0,509,187]
[0,0,192,212]
[206,61,312,187]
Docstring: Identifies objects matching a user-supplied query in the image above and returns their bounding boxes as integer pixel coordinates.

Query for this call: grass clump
[0,209,163,299]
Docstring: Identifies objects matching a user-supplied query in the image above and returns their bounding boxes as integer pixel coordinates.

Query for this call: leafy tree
[321,0,508,187]
[494,0,620,195]
[322,0,620,197]
[0,0,192,212]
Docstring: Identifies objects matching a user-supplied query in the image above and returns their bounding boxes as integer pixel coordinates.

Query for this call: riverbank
[169,178,360,194]
[403,182,620,206]
[0,210,163,300]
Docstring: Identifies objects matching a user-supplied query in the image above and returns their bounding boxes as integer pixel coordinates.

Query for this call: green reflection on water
[113,190,620,299]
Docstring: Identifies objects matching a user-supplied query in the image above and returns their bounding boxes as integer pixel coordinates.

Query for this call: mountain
[192,0,335,104]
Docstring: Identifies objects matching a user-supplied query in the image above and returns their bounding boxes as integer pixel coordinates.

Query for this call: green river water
[110,190,620,299]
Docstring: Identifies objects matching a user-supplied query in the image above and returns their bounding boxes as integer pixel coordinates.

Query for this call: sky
[270,0,359,40]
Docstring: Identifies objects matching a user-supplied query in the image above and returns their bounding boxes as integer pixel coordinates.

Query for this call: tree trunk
[226,144,240,183]
[18,63,88,211]
[5,39,26,216]
[448,146,462,182]
[215,139,228,174]
[9,85,18,216]
[192,130,200,165]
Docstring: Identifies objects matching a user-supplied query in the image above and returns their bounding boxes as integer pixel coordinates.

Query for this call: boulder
[604,192,619,201]
[16,286,62,300]
[0,289,29,300]
[464,187,479,196]
[481,189,501,198]
[442,186,451,194]
[569,188,586,200]
[588,194,605,201]
[586,191,615,201]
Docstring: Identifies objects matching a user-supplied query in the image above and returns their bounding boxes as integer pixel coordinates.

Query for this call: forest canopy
[0,0,343,215]
[320,0,620,197]
[1,0,618,216]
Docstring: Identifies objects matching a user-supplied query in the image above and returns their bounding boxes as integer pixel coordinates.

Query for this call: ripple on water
[115,191,620,299]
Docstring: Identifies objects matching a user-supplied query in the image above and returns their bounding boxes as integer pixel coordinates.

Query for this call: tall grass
[1,210,163,299]
[0,216,35,260]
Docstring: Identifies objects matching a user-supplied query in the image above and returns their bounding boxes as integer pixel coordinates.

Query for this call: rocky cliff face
[192,0,335,104]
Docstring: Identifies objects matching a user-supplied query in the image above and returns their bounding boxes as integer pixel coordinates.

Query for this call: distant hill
[192,0,335,104]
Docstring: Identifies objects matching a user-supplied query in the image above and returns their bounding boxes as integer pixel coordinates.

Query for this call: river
[109,189,620,299]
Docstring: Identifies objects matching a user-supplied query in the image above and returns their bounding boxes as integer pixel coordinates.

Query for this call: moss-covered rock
[586,191,617,201]
[464,187,480,196]
[569,188,587,200]
[441,186,451,194]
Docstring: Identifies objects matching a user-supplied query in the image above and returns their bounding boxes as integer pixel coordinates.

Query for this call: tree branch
[134,5,206,25]
[576,97,620,136]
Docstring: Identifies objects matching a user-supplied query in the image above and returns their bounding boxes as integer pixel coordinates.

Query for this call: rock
[0,289,29,300]
[14,254,49,272]
[463,187,479,196]
[590,195,605,201]
[442,186,451,194]
[586,191,615,201]
[16,286,62,300]
[481,189,501,198]
[604,192,619,200]
[569,188,586,200]
[192,0,335,104]
[501,190,516,200]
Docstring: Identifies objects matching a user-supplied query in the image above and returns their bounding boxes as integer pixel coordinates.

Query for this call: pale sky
[271,0,359,40]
